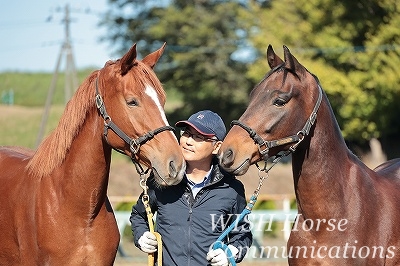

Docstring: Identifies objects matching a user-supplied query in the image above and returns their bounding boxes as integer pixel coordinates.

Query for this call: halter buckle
[130,139,141,154]
[95,94,103,109]
[257,141,269,160]
[296,131,305,142]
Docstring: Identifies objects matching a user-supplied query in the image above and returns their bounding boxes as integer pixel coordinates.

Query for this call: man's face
[179,126,221,164]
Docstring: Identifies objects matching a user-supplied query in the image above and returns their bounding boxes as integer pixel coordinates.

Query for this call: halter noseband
[232,83,323,163]
[94,76,174,174]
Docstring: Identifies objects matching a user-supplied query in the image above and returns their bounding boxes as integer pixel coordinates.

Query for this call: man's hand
[138,231,158,253]
[206,245,238,266]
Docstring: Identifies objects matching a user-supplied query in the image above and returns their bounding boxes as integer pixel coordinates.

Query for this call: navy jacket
[130,159,253,266]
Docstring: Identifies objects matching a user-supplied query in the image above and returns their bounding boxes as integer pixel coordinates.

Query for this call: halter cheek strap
[232,83,323,162]
[95,76,174,174]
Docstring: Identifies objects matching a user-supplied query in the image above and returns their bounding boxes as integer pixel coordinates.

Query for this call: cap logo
[197,114,205,119]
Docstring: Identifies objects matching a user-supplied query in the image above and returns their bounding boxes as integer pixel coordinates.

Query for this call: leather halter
[231,82,323,162]
[94,76,174,174]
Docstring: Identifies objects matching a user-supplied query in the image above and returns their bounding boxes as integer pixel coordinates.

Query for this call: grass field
[0,105,64,148]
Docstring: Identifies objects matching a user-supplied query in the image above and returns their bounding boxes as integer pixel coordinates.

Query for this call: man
[130,110,252,265]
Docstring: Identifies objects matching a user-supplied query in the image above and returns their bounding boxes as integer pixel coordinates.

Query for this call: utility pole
[36,4,78,147]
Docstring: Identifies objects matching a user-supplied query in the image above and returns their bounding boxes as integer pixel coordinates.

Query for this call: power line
[0,20,47,29]
[291,44,400,55]
[36,4,78,147]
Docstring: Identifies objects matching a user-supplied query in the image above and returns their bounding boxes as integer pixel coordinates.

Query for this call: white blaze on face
[145,84,177,139]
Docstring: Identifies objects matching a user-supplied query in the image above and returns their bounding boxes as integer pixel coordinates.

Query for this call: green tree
[350,1,400,146]
[247,0,400,155]
[102,0,255,126]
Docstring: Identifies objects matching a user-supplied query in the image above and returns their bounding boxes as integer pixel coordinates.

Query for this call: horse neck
[56,110,112,212]
[291,97,351,218]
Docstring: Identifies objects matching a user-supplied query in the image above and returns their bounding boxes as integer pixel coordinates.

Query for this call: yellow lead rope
[140,178,163,266]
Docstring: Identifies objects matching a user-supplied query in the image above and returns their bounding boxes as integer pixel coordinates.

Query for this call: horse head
[219,45,322,175]
[96,43,185,186]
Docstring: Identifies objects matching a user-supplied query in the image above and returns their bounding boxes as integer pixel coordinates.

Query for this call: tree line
[101,0,400,158]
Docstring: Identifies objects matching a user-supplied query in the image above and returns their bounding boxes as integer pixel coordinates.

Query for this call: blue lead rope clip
[211,195,257,265]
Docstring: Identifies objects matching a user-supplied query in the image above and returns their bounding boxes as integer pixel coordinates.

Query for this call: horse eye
[127,99,138,106]
[273,98,287,107]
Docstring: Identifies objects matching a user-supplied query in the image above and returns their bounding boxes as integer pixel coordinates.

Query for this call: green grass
[0,105,64,149]
[0,70,94,106]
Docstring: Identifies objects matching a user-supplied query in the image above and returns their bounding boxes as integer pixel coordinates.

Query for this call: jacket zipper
[187,187,194,266]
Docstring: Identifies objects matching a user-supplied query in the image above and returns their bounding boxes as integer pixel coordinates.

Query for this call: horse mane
[103,58,166,102]
[27,59,165,178]
[27,71,99,178]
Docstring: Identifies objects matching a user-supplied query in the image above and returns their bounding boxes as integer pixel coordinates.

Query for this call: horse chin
[229,159,251,176]
[152,168,182,187]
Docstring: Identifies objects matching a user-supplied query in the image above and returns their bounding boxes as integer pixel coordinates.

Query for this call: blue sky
[0,0,113,72]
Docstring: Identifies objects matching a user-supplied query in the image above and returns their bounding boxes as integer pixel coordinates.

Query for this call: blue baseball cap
[175,110,226,141]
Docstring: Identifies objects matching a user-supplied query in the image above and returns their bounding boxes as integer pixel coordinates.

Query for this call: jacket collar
[207,156,233,186]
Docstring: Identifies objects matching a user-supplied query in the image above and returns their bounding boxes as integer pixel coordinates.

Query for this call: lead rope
[140,177,163,266]
[212,155,287,265]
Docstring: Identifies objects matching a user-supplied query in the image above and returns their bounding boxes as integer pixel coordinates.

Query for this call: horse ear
[283,45,306,76]
[120,43,138,75]
[267,45,284,69]
[142,42,166,69]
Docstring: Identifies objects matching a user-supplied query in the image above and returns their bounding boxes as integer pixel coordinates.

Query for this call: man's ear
[212,141,223,155]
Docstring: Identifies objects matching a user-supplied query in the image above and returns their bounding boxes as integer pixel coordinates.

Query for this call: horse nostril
[169,160,177,177]
[220,148,234,168]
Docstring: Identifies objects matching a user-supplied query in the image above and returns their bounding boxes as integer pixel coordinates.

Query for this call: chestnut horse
[0,43,185,265]
[219,45,400,265]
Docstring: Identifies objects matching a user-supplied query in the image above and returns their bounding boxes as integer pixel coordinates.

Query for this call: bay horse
[219,45,400,265]
[0,43,185,265]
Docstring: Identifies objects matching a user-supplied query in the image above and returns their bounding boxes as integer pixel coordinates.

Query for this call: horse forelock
[108,57,165,102]
[27,71,99,178]
[131,60,166,104]
[253,63,310,94]
[249,65,286,100]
